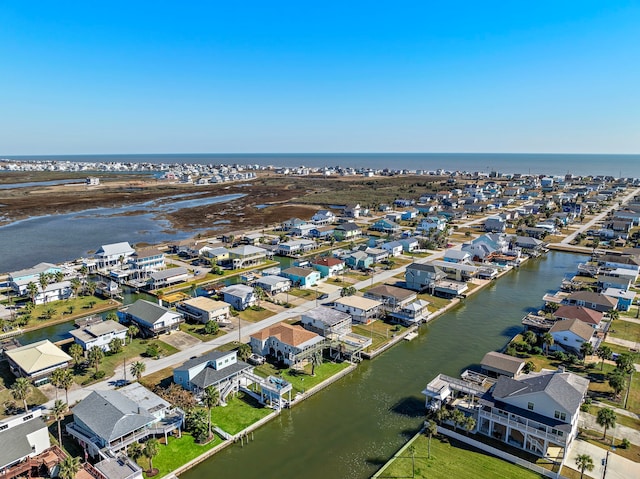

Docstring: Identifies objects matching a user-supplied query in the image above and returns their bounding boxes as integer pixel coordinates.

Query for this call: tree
[204,320,219,335]
[575,454,594,479]
[128,324,139,344]
[11,377,32,413]
[451,409,465,432]
[127,442,144,463]
[580,341,594,358]
[154,383,196,411]
[463,416,476,435]
[608,309,619,321]
[310,351,323,376]
[86,281,97,297]
[202,386,220,441]
[596,407,617,441]
[237,343,251,361]
[59,369,74,404]
[70,277,82,299]
[51,367,65,400]
[596,345,613,370]
[105,311,118,322]
[143,438,160,474]
[523,361,536,374]
[51,399,67,446]
[541,332,554,356]
[108,337,123,354]
[69,343,84,367]
[146,342,160,359]
[38,272,50,303]
[340,286,356,297]
[523,330,537,346]
[615,352,636,375]
[58,456,82,479]
[253,286,265,307]
[130,361,146,381]
[27,281,39,304]
[79,265,89,282]
[88,346,104,375]
[54,271,65,283]
[608,370,626,398]
[424,420,438,459]
[185,408,209,443]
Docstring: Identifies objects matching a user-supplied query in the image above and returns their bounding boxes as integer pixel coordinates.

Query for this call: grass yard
[578,428,640,463]
[237,307,274,323]
[287,288,321,300]
[15,296,118,329]
[416,293,452,311]
[590,405,640,430]
[140,366,174,390]
[608,319,640,342]
[253,360,351,395]
[353,321,408,352]
[138,432,223,479]
[376,434,546,479]
[180,321,227,342]
[213,392,272,435]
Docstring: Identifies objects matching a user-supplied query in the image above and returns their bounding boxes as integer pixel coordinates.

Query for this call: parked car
[248,353,266,365]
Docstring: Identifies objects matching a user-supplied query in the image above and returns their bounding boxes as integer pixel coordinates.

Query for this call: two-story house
[69,320,128,352]
[119,299,184,337]
[176,297,231,324]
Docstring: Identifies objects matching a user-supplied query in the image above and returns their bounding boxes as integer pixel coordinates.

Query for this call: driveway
[161,330,201,350]
[566,438,640,479]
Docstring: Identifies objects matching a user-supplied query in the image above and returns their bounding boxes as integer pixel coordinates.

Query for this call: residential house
[311,257,345,278]
[291,223,316,237]
[333,222,362,241]
[553,305,603,329]
[254,275,292,295]
[281,267,321,288]
[309,225,336,239]
[277,239,317,256]
[128,248,165,278]
[401,209,418,221]
[423,369,589,457]
[381,241,404,257]
[119,299,184,336]
[398,238,419,253]
[514,236,546,253]
[220,284,256,311]
[250,323,325,366]
[364,284,417,312]
[370,218,400,234]
[549,319,595,355]
[563,291,617,313]
[227,245,267,269]
[200,246,230,264]
[343,203,361,218]
[596,273,632,292]
[67,384,183,457]
[598,254,640,274]
[443,250,472,264]
[389,299,430,325]
[0,410,51,472]
[417,216,447,233]
[484,216,506,233]
[364,247,389,263]
[333,296,382,324]
[281,218,307,231]
[602,287,636,312]
[8,262,63,296]
[430,259,478,282]
[461,233,510,261]
[344,251,373,270]
[94,242,135,269]
[29,280,72,305]
[480,351,525,378]
[241,233,265,246]
[301,306,352,339]
[173,350,251,396]
[404,263,446,292]
[310,210,336,225]
[69,320,128,353]
[5,340,72,385]
[176,297,231,324]
[148,267,189,289]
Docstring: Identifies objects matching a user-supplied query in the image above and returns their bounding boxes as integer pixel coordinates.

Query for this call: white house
[69,320,128,352]
[94,242,135,269]
[417,216,446,233]
[0,410,51,471]
[311,209,336,225]
[176,297,231,324]
[250,323,325,366]
[148,267,189,289]
[254,275,291,295]
[333,296,382,324]
[220,284,256,311]
[549,318,595,355]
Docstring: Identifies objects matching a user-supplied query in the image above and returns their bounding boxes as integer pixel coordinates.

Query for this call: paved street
[566,438,640,479]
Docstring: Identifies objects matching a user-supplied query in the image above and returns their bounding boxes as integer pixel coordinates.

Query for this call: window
[527,402,534,411]
[554,411,566,421]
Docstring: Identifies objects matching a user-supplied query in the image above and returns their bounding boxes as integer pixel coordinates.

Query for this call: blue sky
[1,1,638,154]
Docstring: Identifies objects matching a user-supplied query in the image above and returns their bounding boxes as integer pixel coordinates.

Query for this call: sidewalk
[567,438,640,479]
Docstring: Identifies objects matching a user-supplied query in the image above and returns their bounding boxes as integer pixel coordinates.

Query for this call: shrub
[145,343,160,358]
[92,370,106,380]
[585,362,597,370]
[620,438,631,449]
[551,351,566,361]
[580,403,590,413]
[531,346,543,355]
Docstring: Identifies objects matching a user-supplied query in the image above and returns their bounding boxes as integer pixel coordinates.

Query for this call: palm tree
[128,324,139,344]
[596,407,617,441]
[59,368,74,404]
[38,272,50,304]
[523,330,537,346]
[86,281,97,296]
[580,341,594,358]
[11,377,32,412]
[608,370,626,398]
[58,456,82,479]
[253,286,265,307]
[575,453,594,479]
[424,419,438,459]
[54,271,65,283]
[70,277,82,299]
[202,386,220,441]
[27,281,39,304]
[596,345,613,370]
[542,332,554,356]
[127,441,144,463]
[79,265,89,282]
[236,343,251,361]
[51,367,65,400]
[69,343,84,368]
[130,361,146,381]
[88,346,104,375]
[143,438,160,473]
[310,351,322,376]
[51,399,67,446]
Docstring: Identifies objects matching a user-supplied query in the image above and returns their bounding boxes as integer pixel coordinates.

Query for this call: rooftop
[5,340,72,374]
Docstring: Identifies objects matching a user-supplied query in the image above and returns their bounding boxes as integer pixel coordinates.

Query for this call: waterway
[181,251,586,479]
[0,192,245,273]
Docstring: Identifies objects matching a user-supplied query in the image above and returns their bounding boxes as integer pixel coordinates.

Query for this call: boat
[404,331,418,341]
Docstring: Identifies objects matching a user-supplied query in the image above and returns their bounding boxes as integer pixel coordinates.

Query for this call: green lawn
[237,307,274,323]
[287,288,322,300]
[353,321,408,352]
[376,434,546,479]
[253,360,351,395]
[609,319,640,343]
[213,392,272,435]
[138,432,223,479]
[14,295,118,329]
[180,321,227,342]
[416,293,452,311]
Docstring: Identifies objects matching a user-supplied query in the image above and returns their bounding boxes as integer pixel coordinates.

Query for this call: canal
[181,251,586,479]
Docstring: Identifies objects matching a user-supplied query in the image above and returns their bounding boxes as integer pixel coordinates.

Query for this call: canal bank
[179,251,587,479]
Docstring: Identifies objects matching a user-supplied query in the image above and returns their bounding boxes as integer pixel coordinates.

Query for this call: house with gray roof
[480,351,525,378]
[69,319,128,352]
[254,275,291,295]
[67,384,183,457]
[94,242,135,269]
[364,284,417,312]
[0,409,50,471]
[148,267,189,289]
[404,263,446,292]
[220,284,256,310]
[173,350,251,399]
[119,299,183,337]
[301,306,352,338]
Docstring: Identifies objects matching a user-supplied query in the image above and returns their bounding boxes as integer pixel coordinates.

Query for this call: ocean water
[4,152,640,177]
